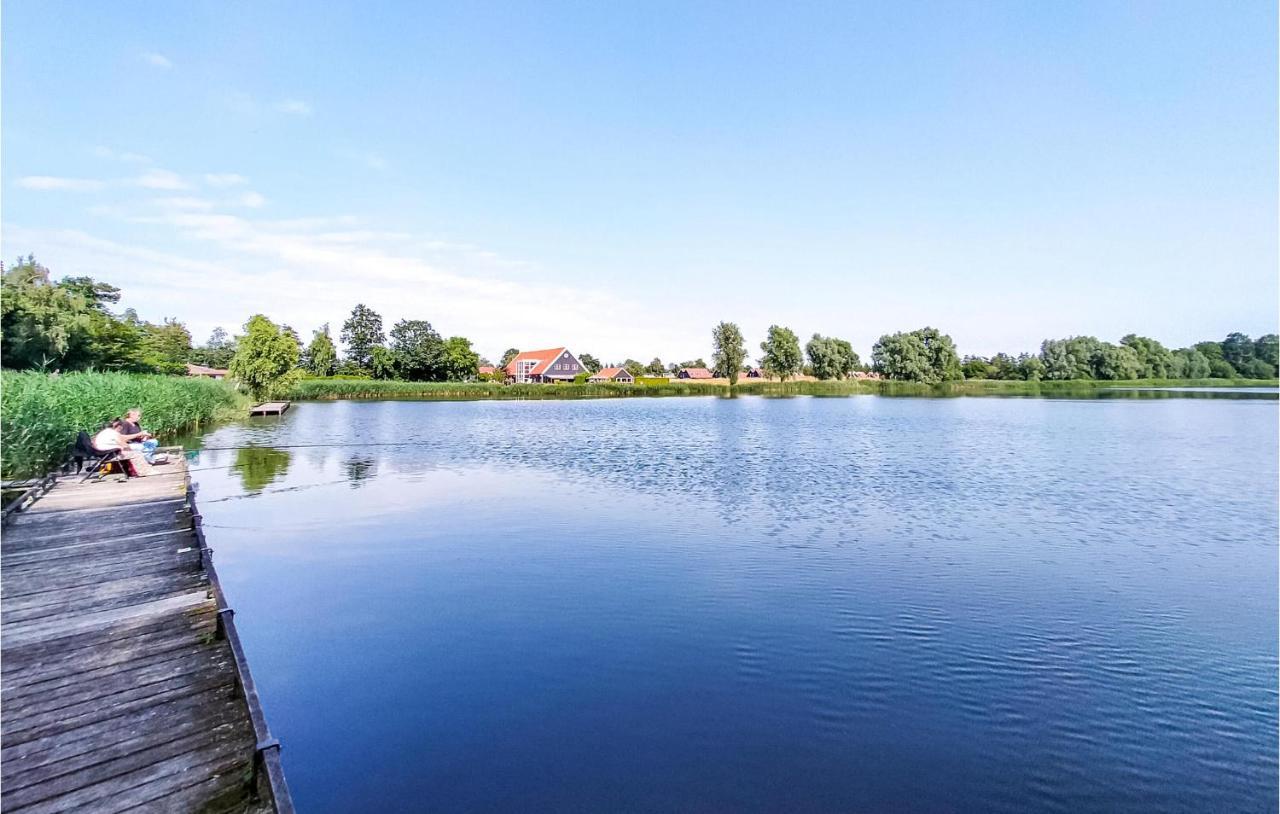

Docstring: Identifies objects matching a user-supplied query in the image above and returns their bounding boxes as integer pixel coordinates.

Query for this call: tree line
[3,257,1276,393]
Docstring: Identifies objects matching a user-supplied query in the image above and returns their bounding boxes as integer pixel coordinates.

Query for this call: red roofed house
[676,367,714,380]
[186,363,229,380]
[504,347,588,383]
[587,367,635,384]
[477,365,496,376]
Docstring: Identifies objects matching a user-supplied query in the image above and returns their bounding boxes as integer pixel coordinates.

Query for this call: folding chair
[73,431,128,482]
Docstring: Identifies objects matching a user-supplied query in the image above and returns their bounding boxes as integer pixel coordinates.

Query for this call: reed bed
[282,375,1275,403]
[1,371,246,478]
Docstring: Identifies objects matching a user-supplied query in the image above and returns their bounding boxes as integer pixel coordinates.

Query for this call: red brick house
[676,367,714,380]
[504,347,588,383]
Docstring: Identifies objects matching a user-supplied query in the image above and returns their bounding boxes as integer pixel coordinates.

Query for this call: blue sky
[3,1,1276,362]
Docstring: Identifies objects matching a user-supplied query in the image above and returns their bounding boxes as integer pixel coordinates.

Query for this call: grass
[280,375,1278,402]
[1,371,248,478]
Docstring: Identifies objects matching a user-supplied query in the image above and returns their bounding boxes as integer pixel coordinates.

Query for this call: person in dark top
[118,407,162,463]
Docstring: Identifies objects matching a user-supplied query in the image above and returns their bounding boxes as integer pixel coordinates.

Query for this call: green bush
[1,371,246,477]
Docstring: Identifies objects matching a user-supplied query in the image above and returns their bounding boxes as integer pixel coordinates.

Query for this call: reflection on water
[189,395,1278,813]
[232,447,291,493]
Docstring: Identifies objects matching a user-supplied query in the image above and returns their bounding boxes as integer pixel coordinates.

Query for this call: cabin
[186,363,229,379]
[676,367,714,380]
[477,365,496,376]
[504,347,588,383]
[588,367,635,384]
[744,367,764,378]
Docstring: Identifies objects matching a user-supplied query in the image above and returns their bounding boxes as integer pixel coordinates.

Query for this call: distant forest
[3,256,1276,387]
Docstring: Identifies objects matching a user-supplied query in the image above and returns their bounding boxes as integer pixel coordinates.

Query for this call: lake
[183,394,1278,812]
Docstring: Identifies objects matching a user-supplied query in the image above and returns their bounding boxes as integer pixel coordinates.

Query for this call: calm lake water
[185,394,1278,813]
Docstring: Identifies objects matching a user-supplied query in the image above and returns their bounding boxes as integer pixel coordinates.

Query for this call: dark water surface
[185,395,1278,812]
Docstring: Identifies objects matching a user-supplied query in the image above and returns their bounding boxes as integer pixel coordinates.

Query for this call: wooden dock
[1,457,292,813]
[248,403,289,417]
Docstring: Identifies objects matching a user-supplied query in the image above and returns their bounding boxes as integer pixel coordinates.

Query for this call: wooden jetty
[248,402,289,417]
[1,457,293,813]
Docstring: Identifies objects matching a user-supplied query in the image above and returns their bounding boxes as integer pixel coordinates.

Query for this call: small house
[504,347,588,383]
[744,367,764,378]
[588,367,635,384]
[676,367,714,380]
[186,363,229,379]
[477,365,496,376]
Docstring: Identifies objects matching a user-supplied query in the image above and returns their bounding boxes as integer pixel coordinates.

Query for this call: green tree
[1254,334,1279,369]
[807,334,859,380]
[622,358,645,376]
[1093,343,1142,380]
[1242,358,1276,379]
[1194,341,1225,363]
[646,357,665,376]
[141,318,192,374]
[340,304,385,370]
[1017,354,1045,381]
[873,327,962,383]
[1208,358,1237,378]
[190,327,237,368]
[437,336,481,380]
[229,314,301,398]
[1120,334,1174,379]
[761,325,803,381]
[578,352,602,373]
[305,324,338,376]
[498,348,521,369]
[388,319,443,380]
[711,322,747,385]
[1221,332,1254,371]
[961,355,995,380]
[369,346,397,379]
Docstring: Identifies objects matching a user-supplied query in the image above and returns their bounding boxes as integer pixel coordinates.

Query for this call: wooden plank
[1,457,284,813]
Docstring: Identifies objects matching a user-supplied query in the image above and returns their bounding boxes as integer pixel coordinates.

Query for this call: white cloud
[239,191,267,209]
[153,197,217,211]
[17,176,105,192]
[92,146,151,164]
[141,52,173,69]
[204,173,249,188]
[134,169,189,190]
[276,99,313,116]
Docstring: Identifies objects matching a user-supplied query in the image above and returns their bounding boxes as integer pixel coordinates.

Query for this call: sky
[3,1,1276,363]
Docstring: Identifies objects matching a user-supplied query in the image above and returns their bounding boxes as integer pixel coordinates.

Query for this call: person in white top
[92,419,153,477]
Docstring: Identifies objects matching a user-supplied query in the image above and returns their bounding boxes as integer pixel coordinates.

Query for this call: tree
[1170,348,1210,379]
[229,315,300,398]
[1221,332,1254,371]
[807,334,859,380]
[141,318,193,374]
[873,327,961,383]
[1241,358,1276,379]
[190,327,236,369]
[340,304,385,370]
[961,355,995,380]
[1208,358,1237,378]
[370,346,398,380]
[1194,341,1225,363]
[578,353,602,373]
[711,322,747,385]
[1121,334,1174,379]
[761,325,803,381]
[436,336,481,380]
[499,348,521,369]
[1017,354,1045,381]
[873,332,931,381]
[1254,334,1279,369]
[646,357,665,376]
[622,358,645,376]
[305,324,338,376]
[1093,343,1142,380]
[389,319,443,380]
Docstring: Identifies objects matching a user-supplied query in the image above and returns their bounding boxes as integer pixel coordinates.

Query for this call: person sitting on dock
[93,419,155,477]
[118,407,165,463]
